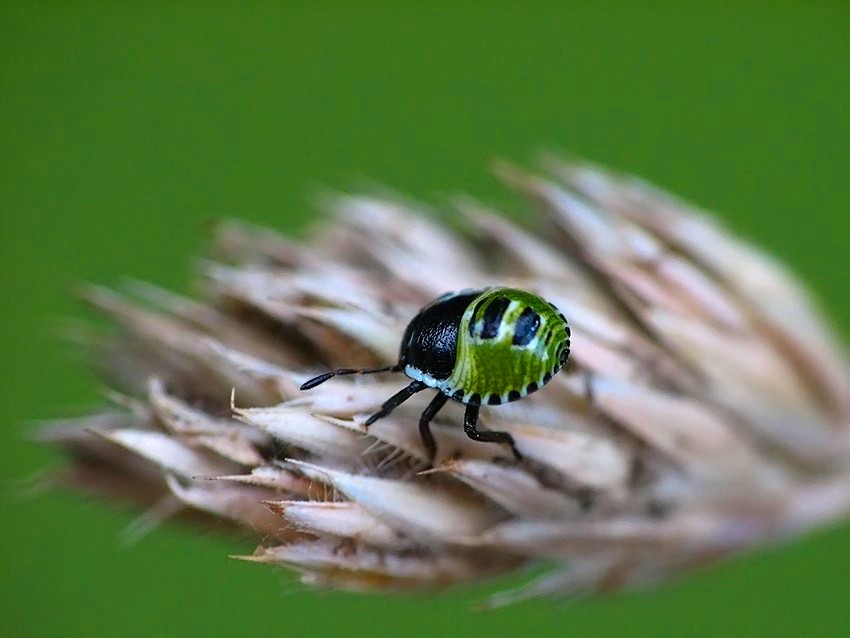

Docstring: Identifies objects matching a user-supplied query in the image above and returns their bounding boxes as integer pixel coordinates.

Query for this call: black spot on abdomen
[512,307,541,346]
[480,297,510,339]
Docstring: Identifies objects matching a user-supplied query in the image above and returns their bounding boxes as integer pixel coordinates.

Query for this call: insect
[300,287,571,463]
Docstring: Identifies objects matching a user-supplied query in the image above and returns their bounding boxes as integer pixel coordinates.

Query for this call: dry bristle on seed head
[39,157,850,606]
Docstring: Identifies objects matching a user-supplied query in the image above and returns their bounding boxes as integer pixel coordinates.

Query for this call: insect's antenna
[299,366,399,391]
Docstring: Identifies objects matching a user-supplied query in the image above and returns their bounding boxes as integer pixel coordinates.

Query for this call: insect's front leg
[364,381,426,427]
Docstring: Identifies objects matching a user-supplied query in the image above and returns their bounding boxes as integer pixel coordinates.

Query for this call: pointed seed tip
[416,461,455,476]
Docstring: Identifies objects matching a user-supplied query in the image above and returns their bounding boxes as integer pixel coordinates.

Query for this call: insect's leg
[364,381,426,427]
[300,366,399,390]
[418,392,448,465]
[583,368,596,408]
[463,404,522,461]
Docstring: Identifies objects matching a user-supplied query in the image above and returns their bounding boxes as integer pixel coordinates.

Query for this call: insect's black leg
[300,365,399,390]
[463,404,522,461]
[364,380,426,427]
[418,392,448,465]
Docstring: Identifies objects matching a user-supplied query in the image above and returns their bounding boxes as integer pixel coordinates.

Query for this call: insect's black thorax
[398,291,480,380]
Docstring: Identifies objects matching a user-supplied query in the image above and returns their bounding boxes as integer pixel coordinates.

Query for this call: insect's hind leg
[463,404,522,461]
[581,367,599,414]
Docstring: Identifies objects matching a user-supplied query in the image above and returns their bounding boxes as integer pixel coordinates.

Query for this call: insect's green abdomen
[448,288,570,404]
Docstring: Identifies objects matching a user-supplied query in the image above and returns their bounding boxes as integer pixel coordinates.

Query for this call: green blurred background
[2,2,849,636]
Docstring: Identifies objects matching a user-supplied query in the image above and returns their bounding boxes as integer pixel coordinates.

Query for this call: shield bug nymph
[301,287,571,463]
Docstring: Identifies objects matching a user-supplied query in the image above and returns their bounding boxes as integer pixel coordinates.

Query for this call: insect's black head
[398,290,482,380]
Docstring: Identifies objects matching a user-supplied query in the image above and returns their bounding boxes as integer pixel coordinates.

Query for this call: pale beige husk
[40,157,850,606]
